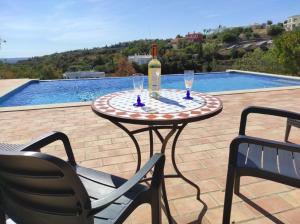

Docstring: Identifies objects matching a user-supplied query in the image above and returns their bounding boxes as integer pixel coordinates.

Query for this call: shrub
[267,25,284,36]
[252,33,260,38]
[243,27,253,33]
[245,32,252,40]
[115,57,136,76]
[233,48,284,74]
[274,30,300,75]
[221,32,238,43]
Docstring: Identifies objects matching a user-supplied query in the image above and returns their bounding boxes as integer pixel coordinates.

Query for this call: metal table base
[111,121,202,223]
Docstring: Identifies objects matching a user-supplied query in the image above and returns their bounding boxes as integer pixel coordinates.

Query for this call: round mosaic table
[92,89,223,223]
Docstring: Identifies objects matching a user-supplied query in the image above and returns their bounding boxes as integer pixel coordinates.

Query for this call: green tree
[267,20,273,25]
[274,30,300,75]
[39,65,58,80]
[245,32,252,40]
[243,27,253,33]
[277,22,284,27]
[221,32,238,43]
[233,48,284,74]
[252,33,260,38]
[267,25,284,36]
[202,41,218,72]
[94,65,106,72]
[93,54,105,66]
[203,42,218,58]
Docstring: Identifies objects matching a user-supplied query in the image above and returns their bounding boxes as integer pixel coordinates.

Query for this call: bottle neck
[151,44,158,59]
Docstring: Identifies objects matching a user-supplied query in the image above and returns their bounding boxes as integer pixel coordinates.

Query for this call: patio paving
[0,88,300,223]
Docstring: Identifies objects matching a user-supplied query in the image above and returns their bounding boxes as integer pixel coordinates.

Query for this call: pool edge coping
[226,69,300,80]
[1,70,300,112]
[0,79,36,99]
[1,85,300,112]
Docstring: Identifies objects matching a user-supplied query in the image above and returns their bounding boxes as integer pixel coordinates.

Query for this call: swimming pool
[1,71,300,107]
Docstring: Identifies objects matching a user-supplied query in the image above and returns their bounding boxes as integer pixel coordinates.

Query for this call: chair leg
[223,165,236,224]
[285,121,292,142]
[234,174,240,195]
[151,191,162,224]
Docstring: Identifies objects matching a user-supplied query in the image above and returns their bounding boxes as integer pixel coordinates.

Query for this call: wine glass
[132,73,145,107]
[183,70,194,100]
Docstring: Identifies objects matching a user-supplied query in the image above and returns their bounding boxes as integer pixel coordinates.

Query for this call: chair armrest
[229,135,300,165]
[21,131,76,165]
[89,153,165,216]
[239,106,300,135]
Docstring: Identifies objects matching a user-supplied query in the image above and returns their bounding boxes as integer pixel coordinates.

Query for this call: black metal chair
[0,131,165,224]
[223,106,300,224]
[285,118,300,142]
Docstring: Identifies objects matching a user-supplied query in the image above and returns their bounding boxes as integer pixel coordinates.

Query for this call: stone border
[0,79,35,98]
[226,69,300,80]
[1,70,300,112]
[0,101,91,112]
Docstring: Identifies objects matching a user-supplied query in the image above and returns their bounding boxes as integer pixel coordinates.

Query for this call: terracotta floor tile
[252,195,294,214]
[278,207,300,224]
[242,181,292,198]
[102,154,135,165]
[1,88,300,223]
[280,189,300,207]
[172,196,204,215]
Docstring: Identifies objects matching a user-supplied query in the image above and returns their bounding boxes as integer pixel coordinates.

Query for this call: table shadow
[158,96,185,108]
[141,106,159,113]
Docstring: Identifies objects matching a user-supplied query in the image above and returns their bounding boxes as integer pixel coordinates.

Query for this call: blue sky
[0,0,300,58]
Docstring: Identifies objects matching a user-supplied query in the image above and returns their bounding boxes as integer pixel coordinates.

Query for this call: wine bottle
[148,44,161,99]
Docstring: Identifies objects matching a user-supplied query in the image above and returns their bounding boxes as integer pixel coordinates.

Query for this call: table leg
[149,128,154,158]
[111,121,142,173]
[152,124,202,223]
[170,123,201,200]
[158,126,177,224]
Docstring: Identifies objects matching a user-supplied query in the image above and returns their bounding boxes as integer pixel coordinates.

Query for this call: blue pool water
[1,72,300,107]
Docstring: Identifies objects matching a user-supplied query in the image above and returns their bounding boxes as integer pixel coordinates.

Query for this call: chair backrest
[0,151,93,224]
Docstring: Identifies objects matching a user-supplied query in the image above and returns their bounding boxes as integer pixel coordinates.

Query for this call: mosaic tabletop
[92,89,222,125]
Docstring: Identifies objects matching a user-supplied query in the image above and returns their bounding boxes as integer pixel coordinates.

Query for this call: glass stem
[137,95,141,105]
[186,89,191,98]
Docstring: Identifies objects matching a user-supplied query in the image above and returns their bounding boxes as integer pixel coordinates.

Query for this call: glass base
[183,96,194,100]
[183,89,193,100]
[133,102,145,107]
[133,95,145,107]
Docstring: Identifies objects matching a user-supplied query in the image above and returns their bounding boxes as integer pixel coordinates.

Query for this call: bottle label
[150,68,161,92]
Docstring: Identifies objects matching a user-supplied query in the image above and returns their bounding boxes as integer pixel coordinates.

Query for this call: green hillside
[1,23,299,79]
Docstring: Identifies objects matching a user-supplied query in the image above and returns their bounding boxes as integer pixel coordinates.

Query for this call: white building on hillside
[284,15,300,31]
[63,71,105,79]
[128,54,152,65]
